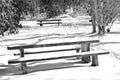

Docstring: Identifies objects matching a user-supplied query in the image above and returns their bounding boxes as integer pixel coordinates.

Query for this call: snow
[0,14,120,80]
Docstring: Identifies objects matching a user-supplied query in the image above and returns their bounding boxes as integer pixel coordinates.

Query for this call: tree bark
[91,12,96,33]
[98,25,106,35]
[90,0,97,33]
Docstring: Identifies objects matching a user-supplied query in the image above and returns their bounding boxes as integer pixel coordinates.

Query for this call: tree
[89,0,120,34]
[0,0,30,36]
[0,0,18,36]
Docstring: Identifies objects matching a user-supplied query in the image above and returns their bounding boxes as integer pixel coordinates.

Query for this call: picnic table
[7,38,109,74]
[37,19,62,26]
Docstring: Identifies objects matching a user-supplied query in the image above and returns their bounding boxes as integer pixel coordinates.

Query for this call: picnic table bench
[37,19,62,26]
[7,38,109,74]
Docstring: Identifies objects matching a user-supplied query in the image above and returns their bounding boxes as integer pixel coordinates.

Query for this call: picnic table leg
[40,21,43,26]
[81,43,91,63]
[58,20,59,26]
[20,48,27,74]
[91,55,98,66]
[76,49,80,59]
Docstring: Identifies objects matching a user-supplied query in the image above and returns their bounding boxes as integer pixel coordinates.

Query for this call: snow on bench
[7,38,109,74]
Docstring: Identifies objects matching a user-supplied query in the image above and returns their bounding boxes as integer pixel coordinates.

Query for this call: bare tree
[90,0,120,34]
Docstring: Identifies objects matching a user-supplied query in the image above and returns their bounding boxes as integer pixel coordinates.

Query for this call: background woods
[0,0,120,36]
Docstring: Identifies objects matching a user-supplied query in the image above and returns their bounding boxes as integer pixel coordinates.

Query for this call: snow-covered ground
[0,14,120,80]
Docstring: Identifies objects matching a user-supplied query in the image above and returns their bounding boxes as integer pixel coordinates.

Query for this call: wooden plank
[14,48,81,56]
[37,19,61,22]
[7,39,99,50]
[8,51,109,64]
[37,22,62,24]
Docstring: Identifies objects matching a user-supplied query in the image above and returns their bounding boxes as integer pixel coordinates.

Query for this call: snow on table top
[8,37,99,47]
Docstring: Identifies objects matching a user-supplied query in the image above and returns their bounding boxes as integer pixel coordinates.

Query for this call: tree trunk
[91,12,96,33]
[90,0,97,33]
[98,24,100,34]
[98,25,105,34]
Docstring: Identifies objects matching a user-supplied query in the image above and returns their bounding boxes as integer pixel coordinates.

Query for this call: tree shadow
[78,17,90,20]
[75,23,92,26]
[62,23,92,27]
[6,32,89,46]
[32,33,89,45]
[4,34,64,46]
[1,34,48,42]
[107,31,120,34]
[92,42,120,47]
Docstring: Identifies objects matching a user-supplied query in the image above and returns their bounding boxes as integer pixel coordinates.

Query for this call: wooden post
[40,21,43,26]
[58,20,59,26]
[76,49,80,59]
[91,55,98,66]
[81,43,91,63]
[19,48,27,74]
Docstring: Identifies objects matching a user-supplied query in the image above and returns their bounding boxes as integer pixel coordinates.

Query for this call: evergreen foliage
[0,0,17,36]
[0,0,30,36]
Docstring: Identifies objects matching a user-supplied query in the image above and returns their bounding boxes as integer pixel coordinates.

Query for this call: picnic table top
[7,37,99,50]
[37,19,61,21]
